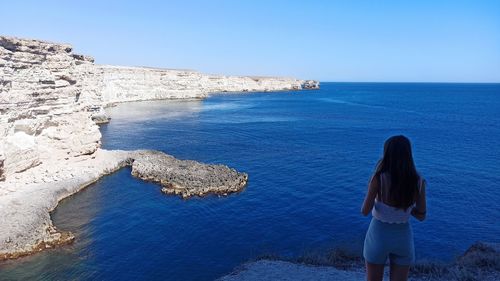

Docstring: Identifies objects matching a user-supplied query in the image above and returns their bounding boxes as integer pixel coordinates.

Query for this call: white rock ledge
[0,149,248,260]
[0,149,130,259]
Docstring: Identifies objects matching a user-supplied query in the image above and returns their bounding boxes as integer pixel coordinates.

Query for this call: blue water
[1,83,499,280]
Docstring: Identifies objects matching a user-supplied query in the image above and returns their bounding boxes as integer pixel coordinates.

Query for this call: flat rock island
[0,35,319,260]
[130,150,249,198]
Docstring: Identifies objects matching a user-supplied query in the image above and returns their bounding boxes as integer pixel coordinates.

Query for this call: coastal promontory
[0,35,319,259]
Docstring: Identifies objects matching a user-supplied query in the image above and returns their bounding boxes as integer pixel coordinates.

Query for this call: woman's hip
[366,218,413,238]
[364,218,415,262]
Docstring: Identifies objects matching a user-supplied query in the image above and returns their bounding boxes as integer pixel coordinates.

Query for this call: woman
[361,135,427,281]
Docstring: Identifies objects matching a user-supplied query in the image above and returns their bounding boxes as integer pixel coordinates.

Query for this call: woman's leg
[389,263,410,281]
[366,262,384,281]
[388,222,413,281]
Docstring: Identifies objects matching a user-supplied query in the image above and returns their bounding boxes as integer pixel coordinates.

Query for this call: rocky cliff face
[96,65,308,105]
[0,35,318,181]
[0,36,101,179]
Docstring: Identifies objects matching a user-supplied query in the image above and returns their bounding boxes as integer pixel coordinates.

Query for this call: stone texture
[131,150,248,198]
[0,36,101,179]
[89,106,111,124]
[2,131,40,174]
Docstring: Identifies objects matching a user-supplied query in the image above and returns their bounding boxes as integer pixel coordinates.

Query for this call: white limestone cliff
[0,36,102,178]
[96,65,309,105]
[0,35,318,180]
[0,35,319,259]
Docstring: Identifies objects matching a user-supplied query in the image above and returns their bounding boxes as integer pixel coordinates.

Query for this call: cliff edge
[218,242,500,281]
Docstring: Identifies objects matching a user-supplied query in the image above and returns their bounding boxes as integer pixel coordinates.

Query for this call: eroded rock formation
[131,150,248,198]
[0,36,101,179]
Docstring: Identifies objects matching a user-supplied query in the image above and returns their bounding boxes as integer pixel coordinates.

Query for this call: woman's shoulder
[370,172,381,186]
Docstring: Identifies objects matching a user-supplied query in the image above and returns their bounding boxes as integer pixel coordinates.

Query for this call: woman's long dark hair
[375,135,420,210]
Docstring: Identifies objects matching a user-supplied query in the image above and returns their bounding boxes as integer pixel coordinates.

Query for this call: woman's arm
[361,175,379,216]
[411,180,427,221]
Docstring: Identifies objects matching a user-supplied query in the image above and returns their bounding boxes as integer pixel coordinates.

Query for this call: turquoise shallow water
[1,83,499,280]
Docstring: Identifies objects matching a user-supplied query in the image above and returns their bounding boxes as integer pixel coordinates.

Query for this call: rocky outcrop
[302,80,320,89]
[131,150,248,198]
[0,149,249,260]
[89,106,111,124]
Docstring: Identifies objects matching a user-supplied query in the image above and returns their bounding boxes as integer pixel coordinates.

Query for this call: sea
[0,83,499,280]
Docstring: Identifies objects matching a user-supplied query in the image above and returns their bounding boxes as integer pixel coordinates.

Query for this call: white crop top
[372,173,423,224]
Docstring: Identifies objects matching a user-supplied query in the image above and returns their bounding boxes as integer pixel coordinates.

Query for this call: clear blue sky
[1,0,499,82]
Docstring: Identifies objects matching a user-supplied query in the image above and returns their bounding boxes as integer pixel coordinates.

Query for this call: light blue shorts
[363,218,415,265]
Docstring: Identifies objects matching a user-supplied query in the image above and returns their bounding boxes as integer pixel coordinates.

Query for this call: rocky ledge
[218,242,500,281]
[131,150,248,198]
[301,80,320,89]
